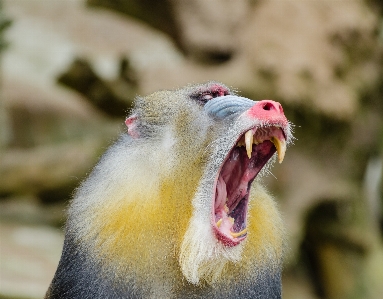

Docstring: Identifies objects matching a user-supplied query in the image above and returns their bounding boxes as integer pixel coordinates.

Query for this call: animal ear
[125,115,139,138]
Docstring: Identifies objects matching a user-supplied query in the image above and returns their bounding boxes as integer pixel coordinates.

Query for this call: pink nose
[247,100,287,123]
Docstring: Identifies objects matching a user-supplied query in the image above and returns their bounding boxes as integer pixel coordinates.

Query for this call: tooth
[245,130,253,159]
[271,137,286,164]
[230,228,248,238]
[216,219,222,227]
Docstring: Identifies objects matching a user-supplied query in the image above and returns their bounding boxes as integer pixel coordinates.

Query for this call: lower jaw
[212,226,247,247]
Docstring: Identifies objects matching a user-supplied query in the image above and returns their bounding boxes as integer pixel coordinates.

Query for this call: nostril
[262,102,274,111]
[248,99,287,121]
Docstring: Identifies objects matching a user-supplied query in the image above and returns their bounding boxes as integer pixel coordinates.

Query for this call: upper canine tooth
[245,130,253,159]
[271,137,286,164]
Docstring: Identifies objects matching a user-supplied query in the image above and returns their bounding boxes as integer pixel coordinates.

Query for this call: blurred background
[0,0,382,298]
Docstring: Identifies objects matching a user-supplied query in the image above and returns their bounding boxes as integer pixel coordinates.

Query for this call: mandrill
[46,82,293,299]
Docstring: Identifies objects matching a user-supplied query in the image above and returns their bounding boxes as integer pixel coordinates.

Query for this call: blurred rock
[0,76,122,201]
[0,195,66,227]
[0,222,63,299]
[242,0,381,119]
[2,0,181,86]
[0,0,12,52]
[301,199,383,299]
[0,138,109,201]
[87,0,381,120]
[2,76,112,145]
[57,57,137,118]
[88,0,251,64]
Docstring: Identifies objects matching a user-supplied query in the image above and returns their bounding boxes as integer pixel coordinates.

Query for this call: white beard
[179,188,244,285]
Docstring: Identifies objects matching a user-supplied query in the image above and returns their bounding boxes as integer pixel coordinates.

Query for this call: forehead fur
[135,82,231,110]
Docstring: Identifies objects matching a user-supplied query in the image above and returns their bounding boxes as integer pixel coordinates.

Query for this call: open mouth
[212,126,286,247]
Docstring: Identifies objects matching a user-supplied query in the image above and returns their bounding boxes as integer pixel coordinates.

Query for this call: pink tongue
[218,148,254,213]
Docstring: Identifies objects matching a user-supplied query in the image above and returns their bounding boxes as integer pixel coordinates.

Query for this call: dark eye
[200,93,213,103]
[191,87,230,106]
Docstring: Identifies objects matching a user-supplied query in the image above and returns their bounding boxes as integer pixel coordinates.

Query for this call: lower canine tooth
[230,228,248,238]
[216,219,222,227]
[245,130,253,159]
